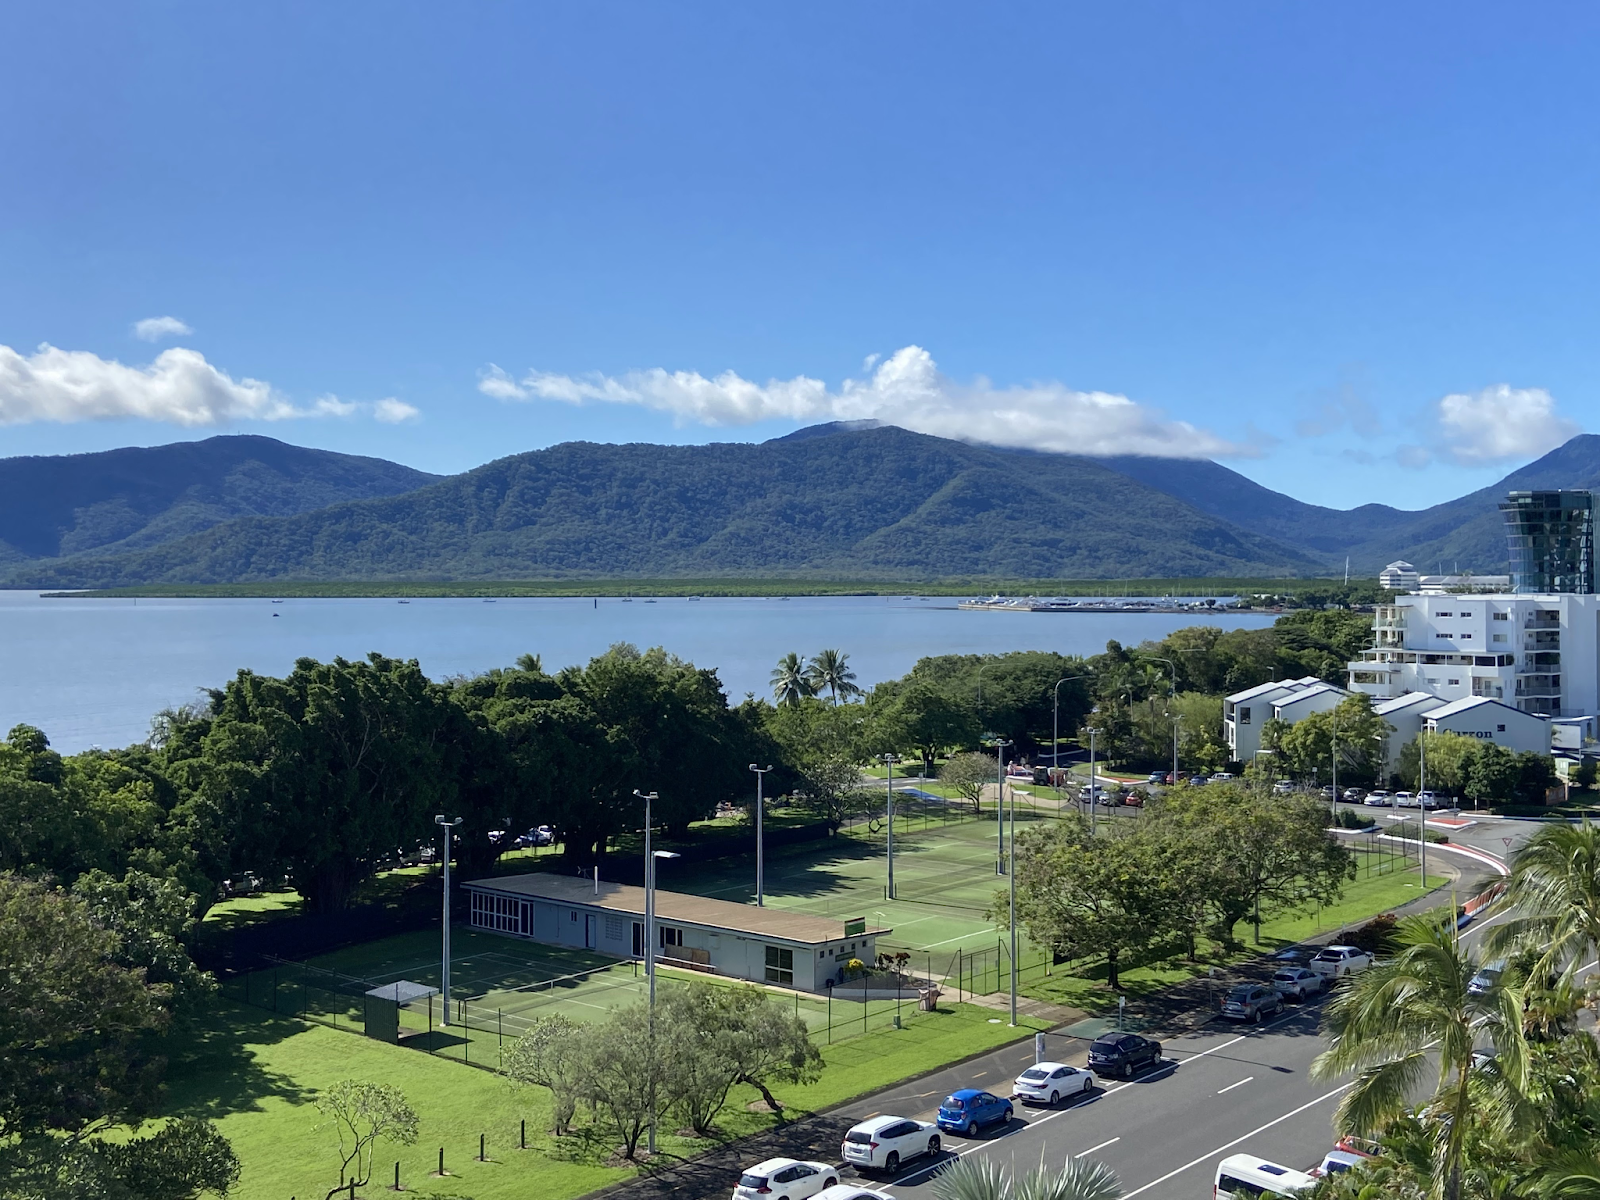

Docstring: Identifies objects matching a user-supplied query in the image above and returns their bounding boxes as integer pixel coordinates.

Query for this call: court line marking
[1216,1076,1253,1094]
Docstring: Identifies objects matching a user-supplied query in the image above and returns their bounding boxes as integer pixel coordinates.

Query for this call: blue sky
[4,3,1600,509]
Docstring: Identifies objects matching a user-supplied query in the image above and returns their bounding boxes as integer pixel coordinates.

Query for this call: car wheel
[824,1180,837,1190]
[1048,1089,1059,1105]
[1252,1008,1263,1024]
[885,1152,900,1173]
[966,1121,978,1138]
[1083,1077,1093,1093]
[928,1135,941,1156]
[1003,1106,1013,1122]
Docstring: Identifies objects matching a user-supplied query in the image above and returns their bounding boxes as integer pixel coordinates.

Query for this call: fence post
[394,1161,400,1191]
[478,1133,485,1161]
[438,1147,445,1176]
[521,1118,526,1150]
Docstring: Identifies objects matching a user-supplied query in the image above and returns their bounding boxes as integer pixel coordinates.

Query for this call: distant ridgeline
[7,424,1600,587]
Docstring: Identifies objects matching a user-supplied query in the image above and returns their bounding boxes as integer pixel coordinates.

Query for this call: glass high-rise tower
[1499,490,1595,594]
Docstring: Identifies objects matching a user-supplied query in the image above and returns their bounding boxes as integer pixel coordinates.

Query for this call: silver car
[1271,967,1325,1000]
[1221,983,1284,1023]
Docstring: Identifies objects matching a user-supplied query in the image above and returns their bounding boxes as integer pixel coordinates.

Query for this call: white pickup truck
[1310,945,1373,979]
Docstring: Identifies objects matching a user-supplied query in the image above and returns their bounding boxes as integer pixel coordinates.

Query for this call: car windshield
[1314,949,1342,960]
[1020,1068,1049,1080]
[1273,971,1300,981]
[740,1174,769,1188]
[943,1097,966,1109]
[1226,986,1254,1000]
[845,1131,874,1144]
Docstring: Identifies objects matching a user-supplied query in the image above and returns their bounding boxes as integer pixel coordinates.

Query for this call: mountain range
[3,425,1598,585]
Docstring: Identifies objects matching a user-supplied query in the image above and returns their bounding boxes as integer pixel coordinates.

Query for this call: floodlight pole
[1419,732,1428,888]
[1008,758,1018,1026]
[1331,712,1339,822]
[1088,708,1100,836]
[882,755,896,900]
[749,764,772,907]
[434,814,462,1025]
[1052,675,1088,796]
[992,738,1011,875]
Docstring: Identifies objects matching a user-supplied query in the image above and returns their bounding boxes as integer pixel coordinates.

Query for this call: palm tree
[806,648,861,705]
[1485,821,1600,987]
[1311,912,1529,1200]
[930,1152,1122,1200]
[770,653,814,707]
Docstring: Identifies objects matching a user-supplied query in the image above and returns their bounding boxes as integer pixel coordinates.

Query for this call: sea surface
[0,591,1275,753]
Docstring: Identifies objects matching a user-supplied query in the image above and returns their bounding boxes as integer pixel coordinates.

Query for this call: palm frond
[1332,1054,1432,1137]
[1014,1154,1124,1200]
[931,1155,1011,1200]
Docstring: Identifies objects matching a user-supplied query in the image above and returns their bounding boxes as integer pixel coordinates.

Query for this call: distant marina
[958,595,1245,614]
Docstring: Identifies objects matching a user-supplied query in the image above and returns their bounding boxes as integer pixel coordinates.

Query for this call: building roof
[1272,682,1348,710]
[1375,692,1448,716]
[462,874,890,945]
[1226,676,1324,705]
[1423,696,1543,722]
[365,980,439,1004]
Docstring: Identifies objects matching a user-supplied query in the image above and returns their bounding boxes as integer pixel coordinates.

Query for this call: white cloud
[0,342,418,427]
[373,397,421,424]
[479,345,1254,459]
[1432,384,1579,465]
[132,316,193,342]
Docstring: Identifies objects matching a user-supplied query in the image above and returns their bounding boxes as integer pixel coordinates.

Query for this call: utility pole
[434,814,462,1025]
[748,765,772,907]
[1052,675,1088,798]
[1088,708,1100,836]
[882,755,897,899]
[1008,758,1018,1026]
[1172,713,1183,789]
[1418,733,1428,889]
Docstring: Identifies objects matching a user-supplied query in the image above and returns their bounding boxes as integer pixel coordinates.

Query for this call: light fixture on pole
[989,735,1012,875]
[882,754,897,900]
[433,814,463,1026]
[1051,675,1089,797]
[748,764,772,907]
[1418,730,1428,888]
[1087,707,1100,836]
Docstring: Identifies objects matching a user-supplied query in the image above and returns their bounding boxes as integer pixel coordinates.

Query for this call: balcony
[1523,652,1561,669]
[1526,630,1561,650]
[1525,612,1560,629]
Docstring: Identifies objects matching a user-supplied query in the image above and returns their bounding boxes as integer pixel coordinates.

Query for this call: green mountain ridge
[3,427,1322,585]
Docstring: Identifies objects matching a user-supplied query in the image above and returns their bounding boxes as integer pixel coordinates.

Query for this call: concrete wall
[1429,705,1550,756]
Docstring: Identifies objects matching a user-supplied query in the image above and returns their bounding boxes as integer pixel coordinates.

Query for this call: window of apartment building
[1239,706,1251,724]
[1494,634,1507,643]
[1493,612,1509,620]
[765,945,794,985]
[1447,679,1460,686]
[1439,632,1453,638]
[1497,724,1506,732]
[1438,612,1453,618]
[659,926,684,948]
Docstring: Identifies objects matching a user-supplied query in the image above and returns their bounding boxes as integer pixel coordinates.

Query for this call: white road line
[1076,1137,1120,1157]
[1216,1076,1254,1094]
[1119,1083,1355,1199]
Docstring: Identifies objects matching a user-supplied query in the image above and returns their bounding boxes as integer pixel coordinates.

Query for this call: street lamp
[882,754,897,900]
[633,787,681,1155]
[1051,675,1089,795]
[749,764,772,907]
[1087,707,1101,836]
[433,814,462,1025]
[1171,713,1183,790]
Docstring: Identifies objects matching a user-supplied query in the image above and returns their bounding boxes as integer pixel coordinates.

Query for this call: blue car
[936,1088,1013,1137]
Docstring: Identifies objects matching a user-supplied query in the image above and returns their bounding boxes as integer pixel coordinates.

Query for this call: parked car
[840,1116,940,1175]
[1211,772,1235,783]
[1215,1156,1317,1199]
[1319,786,1337,800]
[1271,967,1326,1000]
[733,1158,838,1200]
[1311,1150,1367,1179]
[1343,787,1367,803]
[1012,1061,1096,1105]
[1363,790,1392,807]
[514,825,555,848]
[815,1187,895,1200]
[1417,790,1441,809]
[1221,982,1284,1023]
[1468,959,1506,996]
[1272,779,1296,795]
[935,1089,1013,1137]
[1393,791,1418,808]
[1146,771,1166,785]
[1333,1135,1382,1158]
[1086,1031,1163,1079]
[1310,945,1373,979]
[1187,775,1209,787]
[1122,789,1147,808]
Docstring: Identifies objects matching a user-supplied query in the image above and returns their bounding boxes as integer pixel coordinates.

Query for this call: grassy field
[48,575,1338,600]
[162,997,1046,1200]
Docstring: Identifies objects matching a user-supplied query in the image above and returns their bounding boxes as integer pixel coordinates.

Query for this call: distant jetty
[958,595,1245,614]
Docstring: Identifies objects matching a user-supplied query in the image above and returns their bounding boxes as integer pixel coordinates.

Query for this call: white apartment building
[1379,561,1420,591]
[1224,676,1348,763]
[1347,592,1600,720]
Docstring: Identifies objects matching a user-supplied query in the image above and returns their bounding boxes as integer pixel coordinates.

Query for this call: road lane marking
[1076,1137,1120,1157]
[1119,1083,1355,1199]
[1216,1076,1254,1094]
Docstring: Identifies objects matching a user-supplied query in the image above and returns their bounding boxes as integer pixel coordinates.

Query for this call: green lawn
[161,999,1045,1200]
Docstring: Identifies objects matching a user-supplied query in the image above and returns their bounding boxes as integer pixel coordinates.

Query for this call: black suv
[1087,1032,1163,1079]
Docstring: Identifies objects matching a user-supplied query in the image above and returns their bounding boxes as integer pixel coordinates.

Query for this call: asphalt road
[854,824,1529,1200]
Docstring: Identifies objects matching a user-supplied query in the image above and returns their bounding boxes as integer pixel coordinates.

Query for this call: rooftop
[1423,696,1538,721]
[1375,692,1447,716]
[463,873,890,945]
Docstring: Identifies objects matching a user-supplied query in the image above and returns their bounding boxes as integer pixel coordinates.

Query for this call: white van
[1215,1155,1317,1199]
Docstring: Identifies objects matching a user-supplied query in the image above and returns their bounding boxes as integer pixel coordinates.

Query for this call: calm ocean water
[0,591,1274,753]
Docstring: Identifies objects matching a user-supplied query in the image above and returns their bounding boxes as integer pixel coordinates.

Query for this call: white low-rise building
[1348,592,1600,720]
[1224,676,1347,763]
[1423,696,1550,756]
[1380,561,1420,591]
[1374,692,1448,774]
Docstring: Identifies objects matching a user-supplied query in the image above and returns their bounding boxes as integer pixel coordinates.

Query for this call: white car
[1311,1150,1367,1178]
[1417,790,1441,809]
[1393,791,1418,808]
[1272,779,1295,795]
[1270,966,1326,1000]
[1012,1060,1096,1105]
[840,1116,941,1175]
[1363,790,1392,807]
[1310,945,1373,979]
[814,1187,896,1200]
[734,1158,839,1200]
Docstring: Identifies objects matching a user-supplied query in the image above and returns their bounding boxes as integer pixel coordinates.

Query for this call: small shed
[363,980,438,1043]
